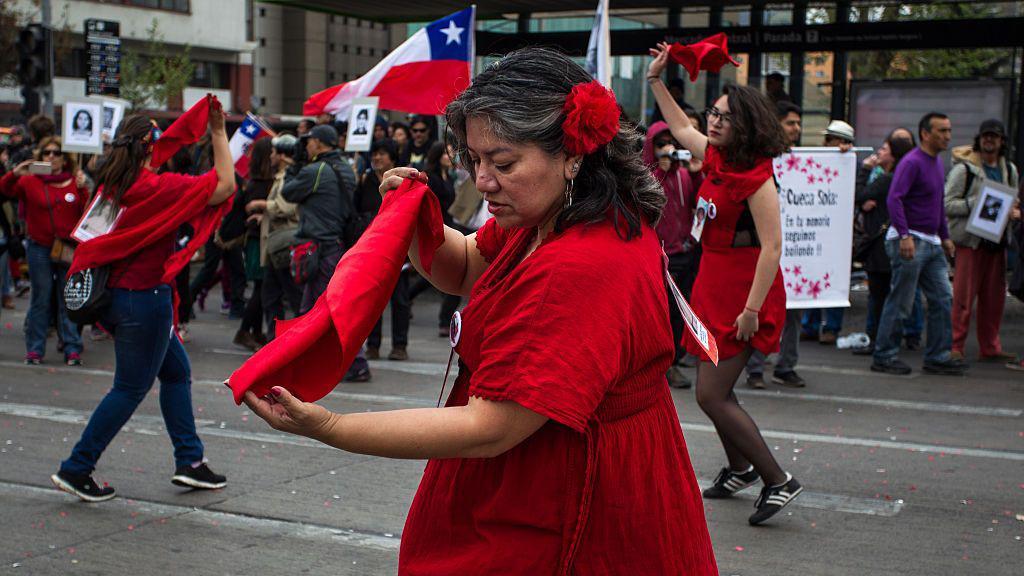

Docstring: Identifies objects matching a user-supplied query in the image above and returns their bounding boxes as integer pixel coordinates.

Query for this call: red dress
[684,145,787,361]
[398,217,717,575]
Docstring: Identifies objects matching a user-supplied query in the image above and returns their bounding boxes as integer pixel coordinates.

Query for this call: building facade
[1,0,255,116]
[253,3,393,117]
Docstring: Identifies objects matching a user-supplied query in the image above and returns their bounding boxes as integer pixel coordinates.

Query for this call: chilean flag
[303,7,475,118]
[229,113,273,178]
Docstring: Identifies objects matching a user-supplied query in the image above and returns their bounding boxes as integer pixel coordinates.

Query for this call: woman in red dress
[648,42,804,525]
[243,48,717,574]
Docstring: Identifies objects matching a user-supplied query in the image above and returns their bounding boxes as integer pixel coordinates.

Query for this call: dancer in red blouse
[649,42,804,525]
[243,48,717,574]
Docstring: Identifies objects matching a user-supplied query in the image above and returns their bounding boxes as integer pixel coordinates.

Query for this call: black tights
[696,347,786,485]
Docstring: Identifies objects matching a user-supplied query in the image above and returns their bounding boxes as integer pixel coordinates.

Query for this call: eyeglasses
[704,107,733,126]
[654,140,674,148]
[41,149,62,157]
[410,127,428,134]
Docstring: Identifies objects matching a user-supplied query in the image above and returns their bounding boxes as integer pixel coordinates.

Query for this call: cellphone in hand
[29,161,52,175]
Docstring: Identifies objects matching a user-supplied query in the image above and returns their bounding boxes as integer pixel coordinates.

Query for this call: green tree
[120,19,195,110]
[849,2,1013,80]
[0,2,32,87]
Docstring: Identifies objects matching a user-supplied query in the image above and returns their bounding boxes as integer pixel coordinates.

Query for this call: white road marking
[735,389,1022,418]
[680,422,1024,462]
[693,480,902,517]
[3,393,1024,465]
[0,402,902,519]
[7,359,1015,419]
[0,481,400,551]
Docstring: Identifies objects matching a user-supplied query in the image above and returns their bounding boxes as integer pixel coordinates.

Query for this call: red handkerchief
[668,33,740,81]
[228,179,445,404]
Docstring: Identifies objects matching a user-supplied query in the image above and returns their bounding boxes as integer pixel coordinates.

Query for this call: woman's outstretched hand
[243,386,334,439]
[378,167,428,198]
[647,41,672,79]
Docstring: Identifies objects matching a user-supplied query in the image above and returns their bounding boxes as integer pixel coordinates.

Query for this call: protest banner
[773,148,858,309]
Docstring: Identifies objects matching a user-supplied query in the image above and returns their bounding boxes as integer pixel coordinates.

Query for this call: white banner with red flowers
[773,148,857,309]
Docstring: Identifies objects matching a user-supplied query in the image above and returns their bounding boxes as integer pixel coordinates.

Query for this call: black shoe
[745,373,766,389]
[51,471,116,502]
[772,371,806,388]
[345,366,372,382]
[903,335,922,351]
[667,365,692,389]
[852,345,874,356]
[172,463,227,489]
[871,358,913,375]
[749,474,803,525]
[922,358,968,376]
[702,466,760,499]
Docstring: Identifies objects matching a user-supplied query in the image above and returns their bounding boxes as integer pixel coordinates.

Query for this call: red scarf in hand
[229,179,445,404]
[669,33,739,81]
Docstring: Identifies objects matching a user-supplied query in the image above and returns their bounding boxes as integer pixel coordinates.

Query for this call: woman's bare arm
[244,388,548,459]
[647,42,708,160]
[745,178,783,312]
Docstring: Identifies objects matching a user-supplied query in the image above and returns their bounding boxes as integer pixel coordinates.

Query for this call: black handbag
[64,266,112,325]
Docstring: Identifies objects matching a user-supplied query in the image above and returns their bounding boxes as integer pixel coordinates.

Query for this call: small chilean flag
[229,113,273,178]
[303,7,475,118]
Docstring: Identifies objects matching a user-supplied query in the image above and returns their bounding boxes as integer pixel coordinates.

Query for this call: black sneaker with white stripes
[702,466,760,499]
[50,470,116,502]
[171,463,227,490]
[749,473,803,525]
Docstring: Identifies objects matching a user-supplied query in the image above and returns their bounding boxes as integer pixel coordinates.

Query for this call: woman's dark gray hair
[445,47,664,240]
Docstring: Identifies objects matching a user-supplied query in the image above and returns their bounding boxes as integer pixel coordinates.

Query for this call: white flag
[585,0,611,87]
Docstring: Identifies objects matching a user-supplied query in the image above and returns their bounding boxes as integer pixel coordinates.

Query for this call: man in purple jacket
[871,112,967,376]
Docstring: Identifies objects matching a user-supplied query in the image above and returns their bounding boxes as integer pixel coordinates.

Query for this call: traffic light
[17,24,50,88]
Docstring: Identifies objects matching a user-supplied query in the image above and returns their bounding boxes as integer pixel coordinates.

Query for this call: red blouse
[107,170,203,290]
[0,172,89,247]
[398,217,717,575]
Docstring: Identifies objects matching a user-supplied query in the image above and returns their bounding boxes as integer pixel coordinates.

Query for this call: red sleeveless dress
[398,217,717,575]
[684,145,787,361]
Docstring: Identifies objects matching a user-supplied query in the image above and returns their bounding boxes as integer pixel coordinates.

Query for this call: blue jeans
[61,285,204,475]
[873,238,953,365]
[26,240,82,358]
[866,288,924,338]
[802,307,844,336]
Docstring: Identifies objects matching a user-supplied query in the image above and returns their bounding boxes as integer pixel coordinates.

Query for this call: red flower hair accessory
[562,80,620,156]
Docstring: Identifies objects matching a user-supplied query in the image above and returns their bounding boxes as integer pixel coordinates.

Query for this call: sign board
[965,180,1017,244]
[85,19,121,97]
[773,148,858,309]
[344,97,379,153]
[62,98,104,154]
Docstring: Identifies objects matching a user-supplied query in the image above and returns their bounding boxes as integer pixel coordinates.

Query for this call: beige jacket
[259,168,300,266]
[944,145,1019,248]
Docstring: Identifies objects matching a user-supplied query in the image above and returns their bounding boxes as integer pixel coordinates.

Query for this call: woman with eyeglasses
[649,42,802,525]
[50,108,235,503]
[2,137,89,365]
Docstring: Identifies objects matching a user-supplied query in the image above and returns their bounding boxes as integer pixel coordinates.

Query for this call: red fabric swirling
[668,33,740,82]
[562,80,620,156]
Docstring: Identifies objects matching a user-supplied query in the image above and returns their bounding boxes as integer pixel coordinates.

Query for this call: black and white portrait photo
[966,183,1016,243]
[344,97,379,153]
[62,100,104,153]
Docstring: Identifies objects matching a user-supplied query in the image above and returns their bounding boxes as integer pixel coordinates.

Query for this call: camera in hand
[657,149,692,163]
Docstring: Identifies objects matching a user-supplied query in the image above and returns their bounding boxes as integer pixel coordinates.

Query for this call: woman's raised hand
[208,102,226,136]
[243,386,334,439]
[379,167,428,198]
[647,42,672,79]
[13,160,33,177]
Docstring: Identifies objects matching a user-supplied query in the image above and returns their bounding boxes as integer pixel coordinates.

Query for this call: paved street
[1,286,1022,575]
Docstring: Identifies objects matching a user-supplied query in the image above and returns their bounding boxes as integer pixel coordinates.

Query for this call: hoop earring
[564,178,575,209]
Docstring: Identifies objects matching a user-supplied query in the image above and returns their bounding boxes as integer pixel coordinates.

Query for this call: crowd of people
[0,41,1022,572]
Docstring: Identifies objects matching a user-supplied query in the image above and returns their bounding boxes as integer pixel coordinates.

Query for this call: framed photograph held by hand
[965,181,1016,243]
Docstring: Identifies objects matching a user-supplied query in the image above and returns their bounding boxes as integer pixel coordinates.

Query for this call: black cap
[978,119,1005,137]
[308,124,339,147]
